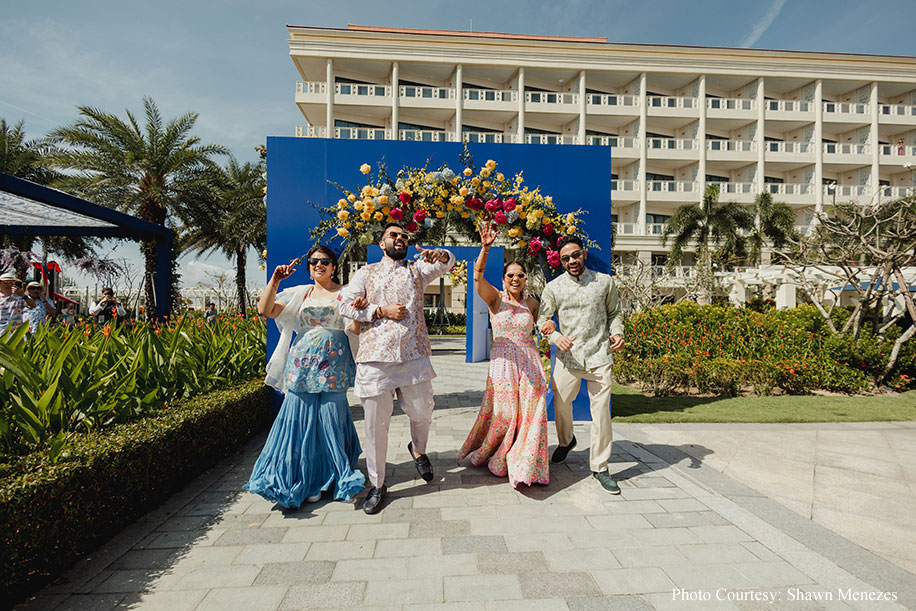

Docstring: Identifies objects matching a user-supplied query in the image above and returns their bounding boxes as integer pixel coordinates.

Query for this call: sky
[2,0,915,291]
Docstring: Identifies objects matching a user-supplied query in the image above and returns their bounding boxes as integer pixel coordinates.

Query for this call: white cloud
[740,0,787,48]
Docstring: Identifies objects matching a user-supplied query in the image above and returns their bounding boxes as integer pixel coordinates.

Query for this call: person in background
[205,302,218,323]
[0,272,33,334]
[23,281,58,332]
[89,288,126,324]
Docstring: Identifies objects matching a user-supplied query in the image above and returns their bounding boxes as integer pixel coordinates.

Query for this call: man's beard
[385,244,408,260]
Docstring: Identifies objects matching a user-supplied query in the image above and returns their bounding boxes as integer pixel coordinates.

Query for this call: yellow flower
[364,200,375,212]
[354,200,364,211]
[507,226,521,238]
[485,159,496,170]
[460,211,470,218]
[433,197,444,206]
[519,210,527,219]
[517,240,527,248]
[360,163,371,174]
[262,186,267,195]
[546,196,553,204]
[471,177,479,186]
[382,206,391,215]
[450,195,463,205]
[496,173,505,182]
[373,211,384,221]
[438,188,448,197]
[360,211,372,221]
[258,264,266,270]
[337,210,350,220]
[450,177,460,185]
[261,250,267,258]
[463,168,473,176]
[356,222,364,230]
[480,168,490,178]
[459,186,468,196]
[379,195,388,205]
[483,180,491,188]
[347,194,356,203]
[566,225,576,234]
[369,187,379,197]
[436,210,445,218]
[337,227,349,237]
[566,213,575,224]
[344,221,351,228]
[338,200,348,210]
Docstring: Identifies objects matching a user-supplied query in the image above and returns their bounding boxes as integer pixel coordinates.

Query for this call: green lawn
[611,383,916,423]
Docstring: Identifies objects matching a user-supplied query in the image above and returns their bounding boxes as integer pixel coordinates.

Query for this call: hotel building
[287,25,916,270]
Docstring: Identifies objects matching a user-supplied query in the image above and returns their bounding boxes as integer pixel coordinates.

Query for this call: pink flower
[546,249,561,267]
[503,198,516,211]
[467,198,484,210]
[413,209,426,223]
[485,199,502,213]
[398,192,412,204]
[529,236,542,254]
[406,221,419,232]
[542,223,554,236]
[390,207,405,220]
[494,211,508,224]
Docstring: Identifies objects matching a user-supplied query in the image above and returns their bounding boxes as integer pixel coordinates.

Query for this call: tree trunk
[236,247,247,317]
[138,196,167,320]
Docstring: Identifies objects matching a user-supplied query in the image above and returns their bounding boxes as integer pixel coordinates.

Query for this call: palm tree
[1,118,94,277]
[662,184,754,298]
[48,98,226,318]
[746,191,798,265]
[181,157,266,316]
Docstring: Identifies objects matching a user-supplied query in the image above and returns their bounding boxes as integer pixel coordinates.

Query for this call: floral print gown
[459,293,549,487]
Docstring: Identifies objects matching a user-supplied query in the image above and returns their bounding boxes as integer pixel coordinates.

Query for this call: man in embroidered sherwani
[338,223,455,514]
[537,236,625,494]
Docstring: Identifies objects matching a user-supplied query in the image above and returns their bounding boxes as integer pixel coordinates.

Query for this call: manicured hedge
[0,378,274,601]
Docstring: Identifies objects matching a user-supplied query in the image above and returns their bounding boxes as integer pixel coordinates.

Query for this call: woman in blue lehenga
[244,244,366,508]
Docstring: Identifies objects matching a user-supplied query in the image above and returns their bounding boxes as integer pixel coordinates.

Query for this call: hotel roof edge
[285,24,916,62]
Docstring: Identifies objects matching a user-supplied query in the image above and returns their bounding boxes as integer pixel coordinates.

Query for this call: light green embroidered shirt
[537,268,624,370]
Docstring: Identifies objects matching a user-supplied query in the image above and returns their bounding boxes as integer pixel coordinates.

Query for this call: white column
[517,68,525,141]
[870,81,880,200]
[391,62,399,140]
[578,71,587,144]
[698,75,707,196]
[326,59,334,137]
[455,64,463,142]
[638,73,647,236]
[815,79,824,212]
[757,78,766,196]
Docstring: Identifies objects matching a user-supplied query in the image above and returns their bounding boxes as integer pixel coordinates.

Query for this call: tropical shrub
[0,314,266,457]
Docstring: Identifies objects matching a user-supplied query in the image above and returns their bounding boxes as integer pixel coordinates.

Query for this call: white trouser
[552,360,614,473]
[361,380,435,488]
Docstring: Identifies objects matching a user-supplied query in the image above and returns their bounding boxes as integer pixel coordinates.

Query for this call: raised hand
[417,245,449,263]
[272,264,296,282]
[478,221,497,248]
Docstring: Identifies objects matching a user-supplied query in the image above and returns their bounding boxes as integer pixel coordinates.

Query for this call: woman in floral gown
[458,222,550,487]
[245,245,366,508]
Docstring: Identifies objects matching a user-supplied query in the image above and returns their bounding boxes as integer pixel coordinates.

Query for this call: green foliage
[0,315,266,457]
[619,303,907,396]
[0,379,274,602]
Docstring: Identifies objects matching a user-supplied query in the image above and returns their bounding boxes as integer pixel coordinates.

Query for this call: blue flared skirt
[244,390,365,507]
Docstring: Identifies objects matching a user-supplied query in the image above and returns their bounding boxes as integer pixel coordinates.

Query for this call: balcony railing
[587,135,638,148]
[296,81,326,95]
[878,185,915,199]
[823,143,869,155]
[399,129,454,142]
[615,223,639,235]
[766,141,814,154]
[647,96,696,109]
[707,139,755,152]
[880,104,916,117]
[399,85,453,100]
[767,100,813,112]
[648,137,696,151]
[647,223,666,235]
[611,179,639,191]
[647,180,698,193]
[525,133,578,145]
[823,101,869,115]
[336,126,390,140]
[525,91,578,105]
[707,98,755,111]
[586,93,638,108]
[825,184,869,198]
[764,183,814,196]
[336,83,389,98]
[879,144,916,156]
[463,88,517,102]
[708,182,756,194]
[463,131,508,143]
[296,126,326,138]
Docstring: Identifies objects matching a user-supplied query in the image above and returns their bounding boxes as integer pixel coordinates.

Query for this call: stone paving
[17,338,916,610]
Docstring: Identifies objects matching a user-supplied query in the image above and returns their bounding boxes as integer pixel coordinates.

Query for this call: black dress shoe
[363,485,387,514]
[408,442,434,482]
[551,435,577,463]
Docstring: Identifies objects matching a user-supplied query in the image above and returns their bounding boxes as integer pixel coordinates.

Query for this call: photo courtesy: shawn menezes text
[672,587,899,604]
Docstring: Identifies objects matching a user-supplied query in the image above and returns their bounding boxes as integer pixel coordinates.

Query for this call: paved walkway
[18,338,916,610]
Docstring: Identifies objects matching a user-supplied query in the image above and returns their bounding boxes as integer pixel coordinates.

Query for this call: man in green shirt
[537,236,625,493]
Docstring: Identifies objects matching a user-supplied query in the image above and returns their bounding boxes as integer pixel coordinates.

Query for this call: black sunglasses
[386,231,410,241]
[308,257,333,266]
[560,250,583,263]
[505,272,526,279]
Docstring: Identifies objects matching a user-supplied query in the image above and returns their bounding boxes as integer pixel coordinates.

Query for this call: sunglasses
[386,231,410,241]
[505,273,526,279]
[560,250,584,263]
[308,257,333,266]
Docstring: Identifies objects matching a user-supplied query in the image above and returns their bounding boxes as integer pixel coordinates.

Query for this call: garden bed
[0,378,274,602]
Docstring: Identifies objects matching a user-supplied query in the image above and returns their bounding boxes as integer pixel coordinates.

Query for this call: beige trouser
[552,359,614,473]
[361,380,435,488]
